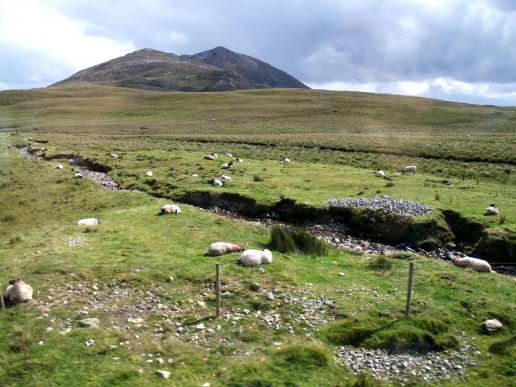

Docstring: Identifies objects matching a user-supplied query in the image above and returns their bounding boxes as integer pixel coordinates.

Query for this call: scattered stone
[339,272,345,277]
[258,267,265,273]
[156,370,171,379]
[128,317,144,324]
[196,323,205,331]
[79,318,99,328]
[249,283,260,292]
[221,291,232,299]
[266,292,274,300]
[38,341,44,345]
[84,339,95,347]
[481,319,503,333]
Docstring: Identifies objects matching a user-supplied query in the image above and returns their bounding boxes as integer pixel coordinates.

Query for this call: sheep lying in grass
[110,153,118,158]
[3,279,33,307]
[375,169,385,177]
[484,204,499,216]
[161,204,181,215]
[452,256,493,273]
[145,171,153,177]
[207,242,244,256]
[192,173,200,177]
[402,165,417,175]
[74,172,83,178]
[224,152,233,157]
[209,178,223,187]
[221,174,231,181]
[77,218,99,226]
[56,164,64,170]
[238,249,273,266]
[204,153,218,160]
[221,161,233,169]
[282,156,291,164]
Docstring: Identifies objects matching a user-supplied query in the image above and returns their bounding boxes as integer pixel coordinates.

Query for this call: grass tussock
[270,225,328,256]
[367,255,394,271]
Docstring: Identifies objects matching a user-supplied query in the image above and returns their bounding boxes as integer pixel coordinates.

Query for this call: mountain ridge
[51,46,308,92]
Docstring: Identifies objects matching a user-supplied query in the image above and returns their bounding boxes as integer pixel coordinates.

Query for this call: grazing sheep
[224,152,233,157]
[282,156,291,164]
[452,256,493,273]
[236,158,243,163]
[74,172,83,178]
[375,169,385,177]
[402,165,417,175]
[238,249,273,266]
[145,171,153,177]
[110,153,118,159]
[221,161,233,169]
[204,154,216,160]
[56,164,64,170]
[77,218,99,226]
[485,204,499,216]
[207,242,244,256]
[161,204,181,215]
[192,173,200,177]
[221,174,232,181]
[3,279,33,307]
[209,178,223,187]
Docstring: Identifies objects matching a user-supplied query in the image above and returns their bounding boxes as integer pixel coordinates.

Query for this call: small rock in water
[156,370,171,379]
[249,282,260,292]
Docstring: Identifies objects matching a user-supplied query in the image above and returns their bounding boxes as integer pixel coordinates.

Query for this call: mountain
[51,47,308,92]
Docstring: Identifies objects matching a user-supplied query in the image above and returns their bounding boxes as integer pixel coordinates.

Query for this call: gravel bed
[326,195,432,217]
[335,342,479,385]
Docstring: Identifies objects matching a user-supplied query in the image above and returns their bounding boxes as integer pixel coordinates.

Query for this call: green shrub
[270,225,328,256]
[367,255,394,271]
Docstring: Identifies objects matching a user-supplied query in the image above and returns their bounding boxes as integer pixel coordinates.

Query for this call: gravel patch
[326,195,432,217]
[335,342,478,385]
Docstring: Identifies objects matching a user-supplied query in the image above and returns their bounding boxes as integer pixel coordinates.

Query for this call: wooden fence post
[405,262,415,317]
[215,263,221,318]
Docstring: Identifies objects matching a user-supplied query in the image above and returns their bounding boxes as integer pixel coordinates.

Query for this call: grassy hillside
[0,86,515,385]
[0,147,515,386]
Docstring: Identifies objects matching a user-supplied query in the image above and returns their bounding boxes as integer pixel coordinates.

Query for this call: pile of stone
[326,196,432,217]
[335,343,478,384]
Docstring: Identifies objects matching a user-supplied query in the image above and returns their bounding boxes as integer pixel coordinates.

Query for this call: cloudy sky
[1,0,516,105]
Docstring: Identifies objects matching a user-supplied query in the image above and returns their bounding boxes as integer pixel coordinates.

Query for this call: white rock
[145,171,153,177]
[79,318,100,328]
[56,164,64,170]
[266,292,274,300]
[195,323,205,331]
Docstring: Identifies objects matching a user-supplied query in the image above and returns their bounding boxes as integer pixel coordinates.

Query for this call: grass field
[1,85,515,385]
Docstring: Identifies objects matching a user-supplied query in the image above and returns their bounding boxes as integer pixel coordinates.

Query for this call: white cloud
[0,0,134,87]
[170,31,188,44]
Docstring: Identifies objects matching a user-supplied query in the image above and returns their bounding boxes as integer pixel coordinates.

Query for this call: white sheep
[74,172,83,178]
[375,169,385,177]
[236,158,244,163]
[221,174,232,181]
[221,161,233,169]
[224,152,233,157]
[238,249,273,266]
[207,242,244,256]
[452,256,493,273]
[204,154,216,160]
[3,279,33,306]
[210,178,223,187]
[485,204,499,216]
[145,171,153,177]
[402,165,417,175]
[77,218,99,226]
[110,153,118,159]
[56,164,64,170]
[161,204,181,215]
[192,173,200,177]
[282,156,291,164]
